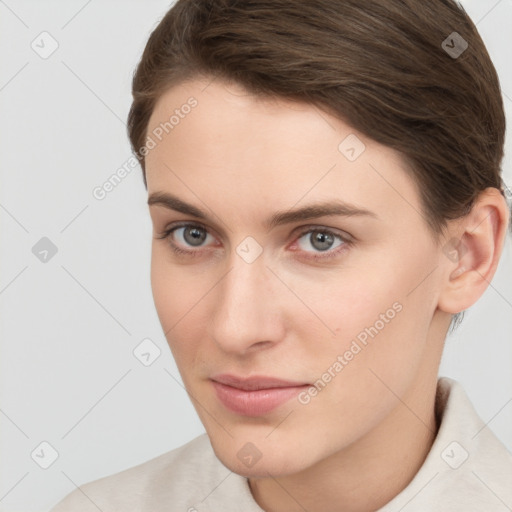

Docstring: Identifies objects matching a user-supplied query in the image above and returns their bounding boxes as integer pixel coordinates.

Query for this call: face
[145,77,449,477]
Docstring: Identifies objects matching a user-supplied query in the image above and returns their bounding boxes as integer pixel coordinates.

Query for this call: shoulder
[49,434,234,512]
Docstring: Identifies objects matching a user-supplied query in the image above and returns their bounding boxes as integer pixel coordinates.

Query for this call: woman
[51,0,512,510]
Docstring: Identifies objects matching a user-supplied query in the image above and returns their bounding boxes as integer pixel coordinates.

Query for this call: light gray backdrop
[1,1,511,511]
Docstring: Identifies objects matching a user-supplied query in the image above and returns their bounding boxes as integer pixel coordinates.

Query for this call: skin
[144,77,509,512]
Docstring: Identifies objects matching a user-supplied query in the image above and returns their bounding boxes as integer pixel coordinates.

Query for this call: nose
[209,250,285,355]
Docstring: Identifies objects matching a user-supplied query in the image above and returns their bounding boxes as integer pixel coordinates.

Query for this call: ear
[437,187,510,314]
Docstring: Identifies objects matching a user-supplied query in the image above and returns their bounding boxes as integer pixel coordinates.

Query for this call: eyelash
[156,222,351,261]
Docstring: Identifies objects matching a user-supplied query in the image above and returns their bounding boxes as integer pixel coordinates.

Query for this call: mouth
[210,374,311,417]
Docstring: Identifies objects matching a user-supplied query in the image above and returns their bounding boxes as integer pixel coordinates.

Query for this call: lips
[210,374,310,416]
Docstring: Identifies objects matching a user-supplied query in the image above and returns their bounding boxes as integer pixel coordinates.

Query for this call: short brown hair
[128,0,509,236]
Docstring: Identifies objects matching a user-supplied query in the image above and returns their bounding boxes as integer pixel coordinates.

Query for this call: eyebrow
[147,191,378,231]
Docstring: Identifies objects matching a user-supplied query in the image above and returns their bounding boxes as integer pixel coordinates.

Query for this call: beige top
[50,377,512,511]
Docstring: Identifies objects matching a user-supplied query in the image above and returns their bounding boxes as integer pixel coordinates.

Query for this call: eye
[156,222,351,261]
[292,226,349,261]
[156,222,215,257]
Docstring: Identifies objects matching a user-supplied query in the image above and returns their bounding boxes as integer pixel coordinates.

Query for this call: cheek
[150,248,204,364]
[290,288,425,451]
[319,244,438,340]
[297,249,436,392]
[150,251,179,331]
[289,263,406,350]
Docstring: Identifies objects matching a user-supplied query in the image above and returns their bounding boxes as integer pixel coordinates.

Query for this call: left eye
[295,228,346,255]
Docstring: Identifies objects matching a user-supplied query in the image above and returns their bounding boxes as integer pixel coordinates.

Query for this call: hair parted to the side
[127,0,510,328]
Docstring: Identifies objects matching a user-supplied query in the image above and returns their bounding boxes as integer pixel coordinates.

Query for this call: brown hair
[127,0,508,237]
[127,0,510,330]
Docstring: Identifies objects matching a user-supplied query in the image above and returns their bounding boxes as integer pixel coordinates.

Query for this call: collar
[378,377,512,511]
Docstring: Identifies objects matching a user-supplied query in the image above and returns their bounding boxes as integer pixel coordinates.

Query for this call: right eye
[156,222,217,257]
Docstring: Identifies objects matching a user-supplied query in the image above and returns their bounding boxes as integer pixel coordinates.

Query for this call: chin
[209,433,319,478]
[218,451,305,479]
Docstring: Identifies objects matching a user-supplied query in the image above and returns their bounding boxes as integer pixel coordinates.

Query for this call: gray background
[0,1,511,510]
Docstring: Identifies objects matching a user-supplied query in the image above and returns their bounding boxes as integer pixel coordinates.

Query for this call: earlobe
[437,188,509,315]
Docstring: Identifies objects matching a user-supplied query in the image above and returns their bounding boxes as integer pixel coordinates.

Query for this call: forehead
[145,78,423,228]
